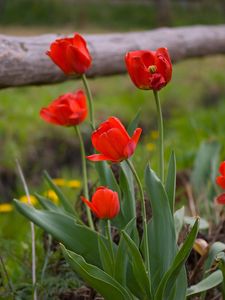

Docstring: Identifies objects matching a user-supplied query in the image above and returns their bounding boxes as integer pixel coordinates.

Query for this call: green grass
[0,0,225,30]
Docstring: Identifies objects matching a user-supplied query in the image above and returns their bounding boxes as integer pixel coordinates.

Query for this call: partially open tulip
[87,117,142,162]
[216,193,225,205]
[40,90,87,126]
[47,33,92,75]
[81,186,120,219]
[125,48,172,90]
[216,161,225,189]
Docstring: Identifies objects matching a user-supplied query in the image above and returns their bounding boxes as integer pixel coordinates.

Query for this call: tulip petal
[219,161,225,176]
[123,128,142,158]
[107,117,130,140]
[87,154,116,162]
[216,176,225,189]
[216,193,225,205]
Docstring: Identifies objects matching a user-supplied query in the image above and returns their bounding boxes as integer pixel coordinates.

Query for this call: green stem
[81,74,95,129]
[106,220,115,262]
[74,126,94,230]
[153,90,164,183]
[126,160,151,280]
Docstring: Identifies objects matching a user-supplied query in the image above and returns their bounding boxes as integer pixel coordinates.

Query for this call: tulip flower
[216,193,225,205]
[216,161,225,189]
[40,90,87,127]
[47,33,92,75]
[87,117,142,162]
[125,48,172,90]
[81,186,120,219]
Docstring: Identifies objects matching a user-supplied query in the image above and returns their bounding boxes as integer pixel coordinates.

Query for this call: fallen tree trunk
[1,25,225,88]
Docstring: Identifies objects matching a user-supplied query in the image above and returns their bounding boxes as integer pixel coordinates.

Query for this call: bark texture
[1,25,225,88]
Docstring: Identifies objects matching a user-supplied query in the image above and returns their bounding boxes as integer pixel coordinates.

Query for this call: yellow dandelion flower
[0,203,14,213]
[44,190,59,204]
[20,195,37,206]
[52,178,66,187]
[66,180,81,188]
[146,143,156,152]
[150,130,159,140]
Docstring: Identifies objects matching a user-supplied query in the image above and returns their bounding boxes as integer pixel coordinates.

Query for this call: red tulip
[87,117,142,162]
[47,33,92,75]
[40,90,87,126]
[81,186,120,219]
[216,161,225,189]
[216,193,225,205]
[125,48,172,90]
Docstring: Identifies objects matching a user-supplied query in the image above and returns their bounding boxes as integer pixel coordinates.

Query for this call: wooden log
[1,25,225,88]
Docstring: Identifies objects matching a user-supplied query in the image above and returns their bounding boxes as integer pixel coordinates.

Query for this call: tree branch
[1,25,225,88]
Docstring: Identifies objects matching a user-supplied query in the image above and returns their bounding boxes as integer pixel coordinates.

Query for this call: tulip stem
[153,90,164,183]
[81,74,95,129]
[106,220,115,262]
[74,126,94,230]
[126,159,151,281]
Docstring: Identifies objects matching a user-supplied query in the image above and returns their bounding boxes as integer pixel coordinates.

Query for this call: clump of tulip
[14,33,224,300]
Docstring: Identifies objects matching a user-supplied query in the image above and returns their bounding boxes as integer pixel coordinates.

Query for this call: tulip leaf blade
[43,170,75,215]
[62,246,134,300]
[35,193,65,213]
[98,235,114,277]
[121,230,152,300]
[127,109,141,136]
[165,151,176,214]
[155,218,199,300]
[95,161,121,198]
[13,199,103,267]
[145,165,177,293]
[186,270,223,296]
[114,218,136,285]
[114,162,136,228]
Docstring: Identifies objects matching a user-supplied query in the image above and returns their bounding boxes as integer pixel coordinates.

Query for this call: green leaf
[186,270,223,296]
[121,231,152,300]
[43,171,75,215]
[216,252,225,297]
[98,236,114,277]
[174,206,185,242]
[155,218,199,300]
[127,109,141,136]
[114,162,136,228]
[145,165,177,292]
[13,200,104,267]
[62,246,133,300]
[203,241,225,273]
[191,140,220,198]
[95,161,121,197]
[114,218,136,285]
[165,151,176,214]
[35,193,64,213]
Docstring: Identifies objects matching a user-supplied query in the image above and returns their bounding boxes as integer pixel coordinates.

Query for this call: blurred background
[0,1,225,298]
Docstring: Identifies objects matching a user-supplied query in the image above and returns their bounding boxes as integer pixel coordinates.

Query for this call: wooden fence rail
[0,25,225,88]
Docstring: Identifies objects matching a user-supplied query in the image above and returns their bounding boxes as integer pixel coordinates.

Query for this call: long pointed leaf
[155,218,199,300]
[186,270,223,296]
[13,200,104,267]
[43,171,75,215]
[122,231,152,300]
[165,151,176,214]
[145,165,177,292]
[62,246,133,300]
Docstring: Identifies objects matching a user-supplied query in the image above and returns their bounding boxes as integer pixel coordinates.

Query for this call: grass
[0,0,225,31]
